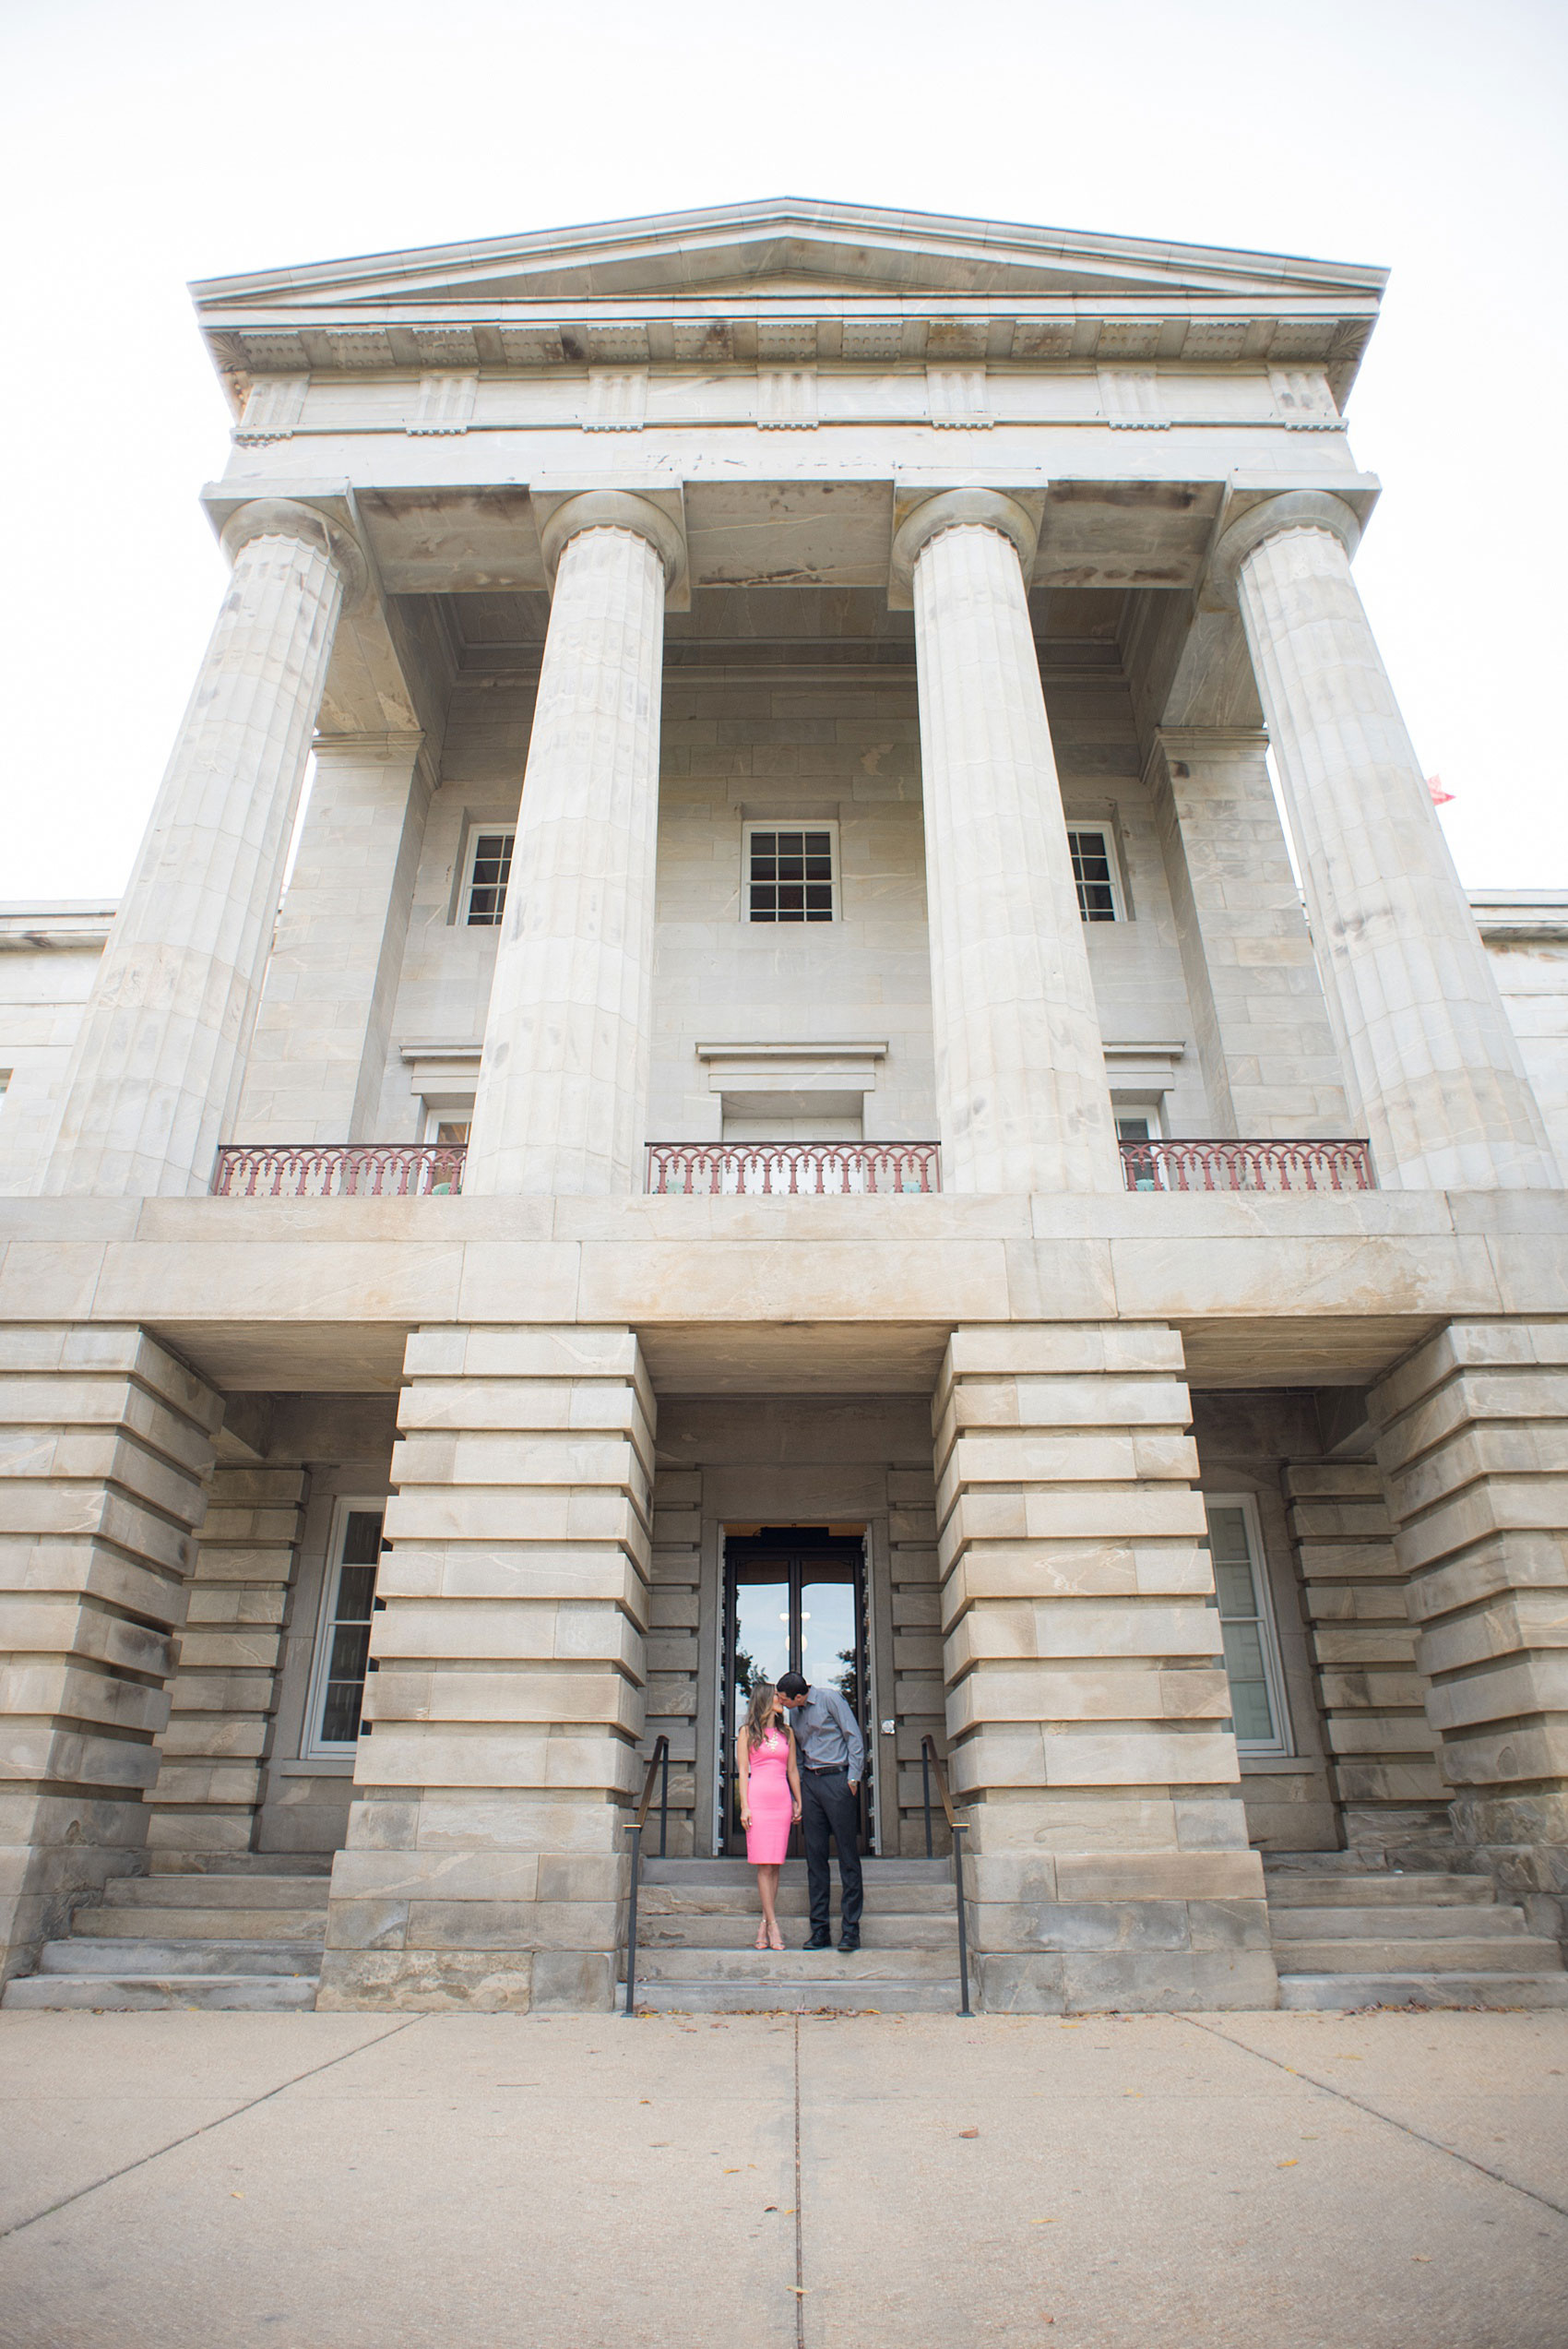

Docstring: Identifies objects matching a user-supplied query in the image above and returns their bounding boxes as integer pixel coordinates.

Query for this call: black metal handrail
[920,1735,972,2019]
[621,1735,671,2020]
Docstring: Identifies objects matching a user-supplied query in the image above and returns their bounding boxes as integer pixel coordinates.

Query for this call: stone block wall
[0,1325,220,1973]
[1189,1390,1339,1851]
[318,1325,652,2010]
[1282,1459,1446,1857]
[1372,1320,1568,1939]
[889,1462,946,1854]
[934,1323,1275,2012]
[237,735,431,1144]
[645,1467,701,1854]
[648,1394,934,1856]
[144,1464,308,1869]
[648,668,936,1142]
[1149,729,1352,1137]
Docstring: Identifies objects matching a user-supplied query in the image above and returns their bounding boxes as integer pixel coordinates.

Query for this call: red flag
[1427,774,1455,805]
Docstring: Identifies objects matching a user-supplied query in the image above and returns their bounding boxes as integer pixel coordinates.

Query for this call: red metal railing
[211,1137,1372,1200]
[646,1141,941,1195]
[212,1144,467,1198]
[1118,1139,1374,1192]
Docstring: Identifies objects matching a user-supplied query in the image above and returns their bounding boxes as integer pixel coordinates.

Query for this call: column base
[966,1838,1278,2013]
[316,1806,625,2013]
[935,1324,1279,2013]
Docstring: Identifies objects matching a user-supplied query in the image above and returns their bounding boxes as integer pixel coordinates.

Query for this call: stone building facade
[3,199,1567,2016]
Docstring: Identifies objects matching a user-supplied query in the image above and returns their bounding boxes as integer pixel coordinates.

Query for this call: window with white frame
[1204,1493,1290,1756]
[1113,1100,1163,1188]
[742,821,837,923]
[1067,827,1123,922]
[462,828,515,926]
[421,1106,473,1145]
[303,1498,386,1757]
[1112,1100,1163,1144]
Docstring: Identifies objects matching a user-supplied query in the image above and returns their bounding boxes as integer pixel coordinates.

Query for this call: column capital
[1207,490,1360,608]
[220,497,369,613]
[890,487,1039,604]
[309,730,425,766]
[537,488,687,601]
[1151,724,1271,771]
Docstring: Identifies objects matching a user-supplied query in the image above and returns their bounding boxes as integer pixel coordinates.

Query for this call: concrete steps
[1265,1855,1568,2010]
[624,1856,964,2013]
[1,1871,330,2012]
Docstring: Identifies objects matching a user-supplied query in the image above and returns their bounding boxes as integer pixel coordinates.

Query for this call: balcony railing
[1118,1138,1374,1192]
[212,1143,467,1198]
[210,1136,1372,1200]
[646,1141,941,1195]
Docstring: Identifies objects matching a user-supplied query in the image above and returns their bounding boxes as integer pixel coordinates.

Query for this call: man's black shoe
[837,1935,861,1953]
[802,1934,832,1951]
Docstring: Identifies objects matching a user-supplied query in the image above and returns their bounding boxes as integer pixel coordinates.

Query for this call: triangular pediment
[193,196,1385,316]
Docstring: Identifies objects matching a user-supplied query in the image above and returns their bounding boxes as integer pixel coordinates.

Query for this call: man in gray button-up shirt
[777,1672,864,1950]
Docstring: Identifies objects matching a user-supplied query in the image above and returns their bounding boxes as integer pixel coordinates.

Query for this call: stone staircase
[1265,1854,1568,2009]
[624,1856,964,2013]
[2,1864,329,2011]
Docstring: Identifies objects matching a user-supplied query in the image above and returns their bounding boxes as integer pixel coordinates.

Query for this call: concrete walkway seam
[0,2016,425,2246]
[1180,2013,1568,2224]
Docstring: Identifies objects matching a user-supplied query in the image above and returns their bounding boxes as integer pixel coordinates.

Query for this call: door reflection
[722,1532,869,1856]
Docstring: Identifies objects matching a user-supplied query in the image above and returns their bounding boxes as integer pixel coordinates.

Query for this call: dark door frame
[719,1527,871,1858]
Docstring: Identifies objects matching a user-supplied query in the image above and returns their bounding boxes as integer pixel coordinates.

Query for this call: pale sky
[2,0,1563,899]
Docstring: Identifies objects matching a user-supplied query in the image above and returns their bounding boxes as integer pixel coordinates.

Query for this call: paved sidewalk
[1,2006,1565,2347]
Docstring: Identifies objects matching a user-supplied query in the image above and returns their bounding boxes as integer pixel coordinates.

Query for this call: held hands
[791,1804,802,1823]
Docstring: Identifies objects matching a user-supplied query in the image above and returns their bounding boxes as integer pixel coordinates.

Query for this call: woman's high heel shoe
[754,1923,769,1950]
[767,1924,785,1952]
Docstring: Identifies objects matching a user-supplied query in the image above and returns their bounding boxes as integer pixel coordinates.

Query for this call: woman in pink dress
[737,1681,802,1951]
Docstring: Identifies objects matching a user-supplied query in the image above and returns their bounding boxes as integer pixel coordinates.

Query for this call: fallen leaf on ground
[958,2127,980,2138]
[1277,2160,1298,2168]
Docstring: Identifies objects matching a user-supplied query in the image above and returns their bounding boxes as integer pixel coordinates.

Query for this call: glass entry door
[720,1530,870,1857]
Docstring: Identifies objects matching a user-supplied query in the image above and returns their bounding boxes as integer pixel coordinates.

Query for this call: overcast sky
[2,0,1564,900]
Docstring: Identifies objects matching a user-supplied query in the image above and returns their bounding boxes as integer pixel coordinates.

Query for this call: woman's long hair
[744,1681,781,1753]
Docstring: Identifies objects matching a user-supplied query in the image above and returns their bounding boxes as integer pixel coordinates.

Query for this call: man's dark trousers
[802,1768,863,1938]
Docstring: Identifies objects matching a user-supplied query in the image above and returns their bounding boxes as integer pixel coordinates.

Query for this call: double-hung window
[303,1499,386,1757]
[1067,827,1122,922]
[743,823,837,923]
[1204,1494,1290,1756]
[463,829,515,926]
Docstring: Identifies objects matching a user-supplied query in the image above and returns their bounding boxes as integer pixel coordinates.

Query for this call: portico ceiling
[342,476,1227,599]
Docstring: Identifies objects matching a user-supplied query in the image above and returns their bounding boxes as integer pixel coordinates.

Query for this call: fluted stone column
[1214,492,1557,1191]
[42,500,365,1198]
[894,492,1120,1195]
[463,493,683,1197]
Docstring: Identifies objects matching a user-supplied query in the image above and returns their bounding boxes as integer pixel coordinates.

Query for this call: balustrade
[646,1141,940,1195]
[212,1143,466,1198]
[1118,1138,1373,1192]
[211,1136,1374,1199]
